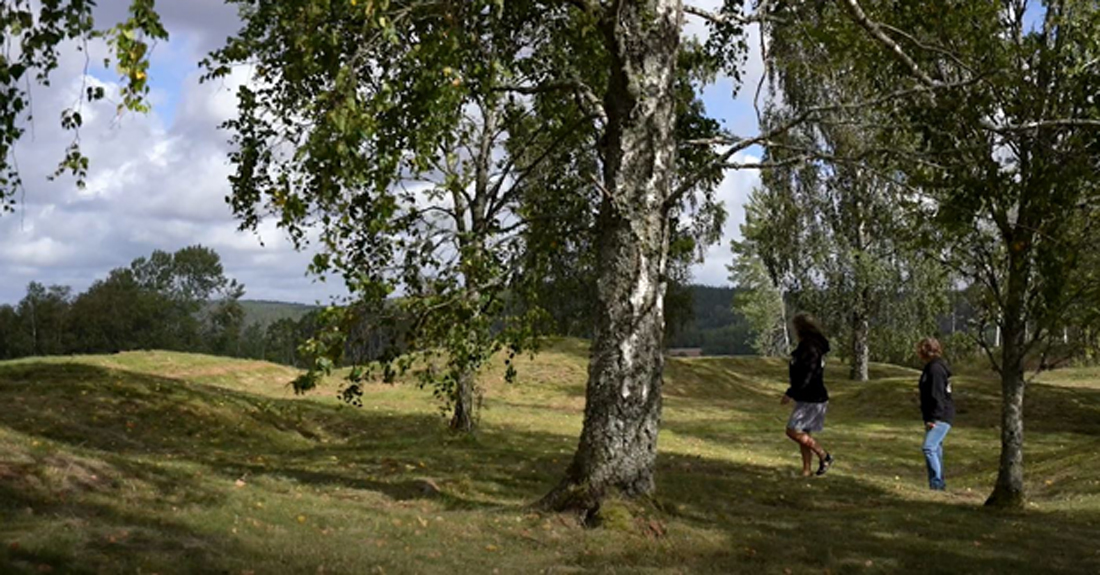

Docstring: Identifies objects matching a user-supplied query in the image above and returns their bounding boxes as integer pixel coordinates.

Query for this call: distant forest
[0,246,756,366]
[237,285,756,358]
[665,286,752,355]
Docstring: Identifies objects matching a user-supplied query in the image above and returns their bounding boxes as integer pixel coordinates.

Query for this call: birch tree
[782,0,1100,507]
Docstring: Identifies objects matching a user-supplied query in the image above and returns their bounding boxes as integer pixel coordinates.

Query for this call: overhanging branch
[684,4,776,25]
[839,0,942,88]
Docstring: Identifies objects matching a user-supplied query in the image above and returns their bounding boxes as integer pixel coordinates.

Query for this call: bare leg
[799,443,813,476]
[786,428,826,461]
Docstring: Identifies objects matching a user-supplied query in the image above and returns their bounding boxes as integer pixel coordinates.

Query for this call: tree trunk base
[534,477,662,532]
[448,408,475,434]
[449,372,477,433]
[984,485,1025,509]
[534,478,603,522]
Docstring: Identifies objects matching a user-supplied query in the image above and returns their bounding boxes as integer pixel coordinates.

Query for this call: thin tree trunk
[445,94,497,435]
[951,297,957,334]
[780,288,791,354]
[986,242,1031,509]
[540,0,680,514]
[850,305,869,381]
[450,369,476,432]
[986,326,1026,508]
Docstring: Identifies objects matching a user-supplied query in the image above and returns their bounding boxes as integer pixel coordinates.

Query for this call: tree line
[0,246,247,360]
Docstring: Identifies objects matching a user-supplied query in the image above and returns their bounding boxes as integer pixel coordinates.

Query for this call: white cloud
[682,1,769,287]
[689,151,761,286]
[0,31,340,305]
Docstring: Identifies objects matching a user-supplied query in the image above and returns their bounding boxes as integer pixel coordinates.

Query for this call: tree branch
[722,155,815,170]
[877,22,974,75]
[981,118,1100,133]
[839,0,941,88]
[495,80,607,125]
[683,4,775,26]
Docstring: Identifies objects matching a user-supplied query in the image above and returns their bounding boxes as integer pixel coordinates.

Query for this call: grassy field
[1,339,1099,574]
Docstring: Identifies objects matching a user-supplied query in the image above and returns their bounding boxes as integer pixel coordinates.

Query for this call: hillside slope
[1,342,1098,574]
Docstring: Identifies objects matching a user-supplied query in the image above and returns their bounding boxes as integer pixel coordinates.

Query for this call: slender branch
[495,81,576,95]
[669,109,817,205]
[839,0,941,88]
[495,79,607,125]
[970,325,1005,375]
[878,22,974,75]
[487,114,597,218]
[683,4,775,25]
[981,118,1100,133]
[722,155,815,170]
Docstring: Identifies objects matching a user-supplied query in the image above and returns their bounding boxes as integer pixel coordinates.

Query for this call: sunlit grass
[1,339,1098,574]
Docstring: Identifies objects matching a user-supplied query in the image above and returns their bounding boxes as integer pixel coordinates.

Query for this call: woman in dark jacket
[917,337,955,490]
[782,314,834,477]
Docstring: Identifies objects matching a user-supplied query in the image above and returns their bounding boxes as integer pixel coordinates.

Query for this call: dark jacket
[919,357,955,424]
[786,335,830,403]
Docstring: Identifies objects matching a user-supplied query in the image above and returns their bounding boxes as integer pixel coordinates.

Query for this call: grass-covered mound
[1,340,1098,574]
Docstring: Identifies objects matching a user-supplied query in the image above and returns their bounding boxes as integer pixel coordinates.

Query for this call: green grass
[1,341,1099,574]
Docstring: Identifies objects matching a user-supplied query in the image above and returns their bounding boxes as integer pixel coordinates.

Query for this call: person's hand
[781,395,792,405]
[926,421,936,430]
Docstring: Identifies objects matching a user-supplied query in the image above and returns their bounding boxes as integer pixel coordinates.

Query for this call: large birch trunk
[540,0,681,514]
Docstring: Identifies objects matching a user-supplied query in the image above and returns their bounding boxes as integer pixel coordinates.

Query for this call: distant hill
[239,300,319,326]
[240,286,752,355]
[666,285,754,356]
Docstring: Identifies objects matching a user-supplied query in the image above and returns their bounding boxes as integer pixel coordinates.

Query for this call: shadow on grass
[0,475,242,575]
[3,360,1100,574]
[641,452,1100,574]
[0,362,590,510]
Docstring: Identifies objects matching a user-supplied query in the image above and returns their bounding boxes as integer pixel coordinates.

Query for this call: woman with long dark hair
[782,314,834,476]
[917,337,954,490]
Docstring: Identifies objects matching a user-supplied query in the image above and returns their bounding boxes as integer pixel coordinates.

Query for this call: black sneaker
[815,453,834,476]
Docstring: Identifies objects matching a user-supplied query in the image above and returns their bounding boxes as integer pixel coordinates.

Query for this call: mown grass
[1,340,1099,574]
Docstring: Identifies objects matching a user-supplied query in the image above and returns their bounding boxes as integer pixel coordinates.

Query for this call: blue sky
[0,1,762,305]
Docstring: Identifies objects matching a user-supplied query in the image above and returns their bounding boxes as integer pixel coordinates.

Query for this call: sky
[0,0,763,305]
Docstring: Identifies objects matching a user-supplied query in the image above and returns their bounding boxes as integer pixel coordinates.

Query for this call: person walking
[917,337,955,490]
[782,314,834,477]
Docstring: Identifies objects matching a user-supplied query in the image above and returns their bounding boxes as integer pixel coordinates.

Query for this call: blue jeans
[922,421,951,490]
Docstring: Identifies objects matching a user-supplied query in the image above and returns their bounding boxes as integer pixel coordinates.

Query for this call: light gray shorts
[787,401,828,432]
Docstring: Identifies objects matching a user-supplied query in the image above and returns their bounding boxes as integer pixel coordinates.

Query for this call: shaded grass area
[0,342,1098,574]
